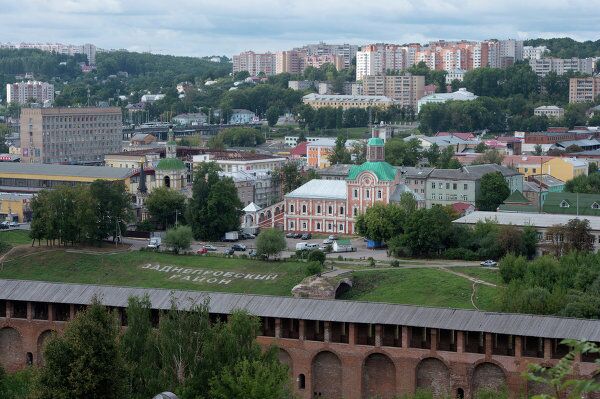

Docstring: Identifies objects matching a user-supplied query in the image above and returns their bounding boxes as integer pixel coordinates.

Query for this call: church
[284,137,414,234]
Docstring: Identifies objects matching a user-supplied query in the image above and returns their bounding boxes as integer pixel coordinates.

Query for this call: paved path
[439,267,498,287]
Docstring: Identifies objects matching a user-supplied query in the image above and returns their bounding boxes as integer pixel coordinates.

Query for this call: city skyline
[0,0,599,57]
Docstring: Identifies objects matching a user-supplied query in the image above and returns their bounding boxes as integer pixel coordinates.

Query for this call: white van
[295,242,308,251]
[305,243,319,250]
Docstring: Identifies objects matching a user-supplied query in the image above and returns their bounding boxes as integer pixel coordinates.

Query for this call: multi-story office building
[232,51,276,76]
[6,81,54,105]
[362,74,425,109]
[569,76,600,103]
[529,57,596,77]
[20,107,122,164]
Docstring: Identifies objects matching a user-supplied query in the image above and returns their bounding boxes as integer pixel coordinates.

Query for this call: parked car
[241,232,255,239]
[305,243,318,250]
[147,237,161,249]
[293,233,302,239]
[285,232,295,238]
[301,233,312,240]
[223,247,235,255]
[8,221,18,227]
[232,243,247,251]
[295,242,308,251]
[322,239,333,245]
[480,259,497,267]
[196,247,208,255]
[328,235,338,241]
[248,249,257,257]
[0,223,9,230]
[204,244,217,251]
[318,244,331,252]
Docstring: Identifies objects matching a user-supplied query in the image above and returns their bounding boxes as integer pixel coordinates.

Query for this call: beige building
[232,51,276,76]
[302,93,396,110]
[534,105,564,119]
[569,77,600,103]
[362,74,425,109]
[6,81,54,105]
[276,50,306,74]
[20,107,122,164]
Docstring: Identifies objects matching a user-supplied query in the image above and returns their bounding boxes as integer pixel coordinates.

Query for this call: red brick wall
[415,357,451,397]
[471,362,506,396]
[312,351,342,398]
[362,353,396,399]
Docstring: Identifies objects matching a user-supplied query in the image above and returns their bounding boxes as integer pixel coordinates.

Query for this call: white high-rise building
[522,46,548,60]
[356,44,406,80]
[6,81,54,105]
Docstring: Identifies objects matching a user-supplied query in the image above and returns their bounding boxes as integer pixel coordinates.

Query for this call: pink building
[285,138,407,234]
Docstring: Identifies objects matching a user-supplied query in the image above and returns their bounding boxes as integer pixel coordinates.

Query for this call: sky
[0,0,599,57]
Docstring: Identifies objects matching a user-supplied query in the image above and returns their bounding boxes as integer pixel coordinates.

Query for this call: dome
[152,392,179,399]
[367,137,385,146]
[156,158,186,171]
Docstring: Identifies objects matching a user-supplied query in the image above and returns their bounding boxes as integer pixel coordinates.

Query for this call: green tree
[89,180,132,242]
[355,203,406,243]
[209,357,290,399]
[425,143,441,166]
[265,106,281,127]
[564,173,600,194]
[328,135,351,165]
[533,144,544,156]
[399,192,417,213]
[256,228,286,260]
[307,249,326,265]
[385,138,421,166]
[0,124,10,153]
[395,206,453,257]
[164,225,193,254]
[33,301,127,399]
[145,187,187,229]
[476,172,510,211]
[471,149,504,165]
[350,141,367,164]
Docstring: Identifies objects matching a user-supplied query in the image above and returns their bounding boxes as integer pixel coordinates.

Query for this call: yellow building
[0,193,33,222]
[542,157,588,182]
[302,93,396,110]
[0,163,134,193]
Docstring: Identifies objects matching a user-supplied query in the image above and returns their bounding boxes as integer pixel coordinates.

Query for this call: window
[340,206,344,215]
[289,221,295,229]
[290,204,294,213]
[592,202,600,210]
[559,200,570,208]
[328,205,333,214]
[302,222,307,229]
[316,223,321,230]
[339,224,344,231]
[353,189,358,198]
[445,183,450,189]
[377,190,382,199]
[365,189,370,199]
[464,184,468,190]
[317,205,321,214]
[439,194,443,200]
[453,183,457,190]
[432,182,436,189]
[353,207,358,216]
[302,205,307,214]
[328,223,332,231]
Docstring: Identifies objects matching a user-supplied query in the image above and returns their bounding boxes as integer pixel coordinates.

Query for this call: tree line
[29,181,131,246]
[10,296,289,399]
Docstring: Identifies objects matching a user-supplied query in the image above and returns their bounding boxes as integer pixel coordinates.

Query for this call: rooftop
[285,179,347,200]
[430,164,521,181]
[347,161,398,182]
[303,93,395,103]
[1,279,599,341]
[156,158,186,171]
[454,211,600,231]
[418,88,478,102]
[0,163,133,179]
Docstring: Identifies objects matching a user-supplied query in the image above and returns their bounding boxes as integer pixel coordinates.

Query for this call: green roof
[367,137,385,146]
[167,140,177,145]
[542,192,600,216]
[347,161,397,181]
[156,158,186,171]
[503,190,531,205]
[497,203,540,213]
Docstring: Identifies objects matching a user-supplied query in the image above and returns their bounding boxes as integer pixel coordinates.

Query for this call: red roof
[290,141,308,157]
[451,202,475,214]
[502,155,555,167]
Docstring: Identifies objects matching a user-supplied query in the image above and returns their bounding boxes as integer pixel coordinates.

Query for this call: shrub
[368,257,376,267]
[443,247,479,261]
[307,250,326,265]
[305,262,323,276]
[390,260,400,268]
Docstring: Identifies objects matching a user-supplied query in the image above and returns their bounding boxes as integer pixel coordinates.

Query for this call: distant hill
[524,37,600,58]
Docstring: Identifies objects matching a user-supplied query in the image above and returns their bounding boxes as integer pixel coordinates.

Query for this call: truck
[295,242,308,251]
[332,239,355,253]
[223,231,239,242]
[147,237,161,249]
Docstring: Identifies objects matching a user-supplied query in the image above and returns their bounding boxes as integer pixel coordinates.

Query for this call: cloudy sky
[1,0,599,57]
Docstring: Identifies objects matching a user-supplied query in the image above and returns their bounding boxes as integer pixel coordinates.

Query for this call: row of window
[431,182,469,190]
[430,194,469,201]
[288,220,345,232]
[352,188,383,199]
[289,204,345,215]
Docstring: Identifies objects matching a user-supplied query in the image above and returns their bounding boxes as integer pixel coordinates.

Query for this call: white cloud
[0,0,598,56]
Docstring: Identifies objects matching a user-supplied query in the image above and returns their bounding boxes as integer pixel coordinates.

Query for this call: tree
[355,203,406,243]
[89,180,131,242]
[384,138,421,166]
[563,219,594,253]
[564,173,600,194]
[307,249,326,265]
[476,172,510,211]
[533,144,544,156]
[164,225,193,254]
[475,142,488,153]
[256,228,286,260]
[0,124,9,153]
[395,206,453,257]
[525,340,600,399]
[350,141,367,164]
[265,106,280,127]
[471,149,504,165]
[209,357,290,399]
[33,301,127,399]
[425,143,441,166]
[145,187,187,229]
[328,135,351,165]
[398,192,417,213]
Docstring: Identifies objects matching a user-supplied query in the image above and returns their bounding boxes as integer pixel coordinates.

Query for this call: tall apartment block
[1,42,97,66]
[296,42,358,68]
[6,81,54,105]
[362,74,425,109]
[20,107,122,164]
[569,77,600,103]
[232,51,276,76]
[356,44,407,80]
[276,50,307,74]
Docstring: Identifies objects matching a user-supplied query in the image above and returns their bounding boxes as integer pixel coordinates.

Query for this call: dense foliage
[256,228,287,260]
[476,172,511,211]
[524,37,600,58]
[209,127,265,148]
[164,225,193,254]
[29,181,131,245]
[499,251,600,318]
[564,173,600,194]
[144,187,188,229]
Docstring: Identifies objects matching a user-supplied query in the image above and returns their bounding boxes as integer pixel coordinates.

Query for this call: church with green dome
[155,127,188,190]
[284,135,416,235]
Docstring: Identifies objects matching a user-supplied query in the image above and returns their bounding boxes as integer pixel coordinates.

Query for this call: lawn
[0,230,32,246]
[338,268,499,311]
[0,250,309,296]
[453,266,503,286]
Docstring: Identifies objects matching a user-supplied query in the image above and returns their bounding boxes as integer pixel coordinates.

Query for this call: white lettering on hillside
[141,263,278,285]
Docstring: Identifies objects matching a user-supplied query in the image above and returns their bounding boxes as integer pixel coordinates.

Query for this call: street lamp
[174,210,181,227]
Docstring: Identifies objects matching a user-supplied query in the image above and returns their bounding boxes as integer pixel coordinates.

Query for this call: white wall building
[445,69,467,84]
[534,106,565,119]
[522,46,548,60]
[417,88,478,113]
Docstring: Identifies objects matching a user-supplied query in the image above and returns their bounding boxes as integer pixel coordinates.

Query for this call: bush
[443,248,479,261]
[368,257,376,267]
[390,260,400,268]
[256,229,286,260]
[307,250,326,265]
[305,262,323,276]
[164,225,193,254]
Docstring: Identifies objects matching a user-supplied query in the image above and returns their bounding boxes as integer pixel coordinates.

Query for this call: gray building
[220,169,281,209]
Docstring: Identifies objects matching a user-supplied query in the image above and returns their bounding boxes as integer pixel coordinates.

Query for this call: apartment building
[356,44,407,80]
[20,107,122,164]
[362,74,425,109]
[296,42,358,68]
[305,54,344,70]
[522,45,548,60]
[6,81,54,105]
[529,57,596,77]
[302,93,396,110]
[445,69,467,83]
[276,50,307,74]
[219,169,282,208]
[232,51,276,76]
[2,42,97,65]
[569,76,600,103]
